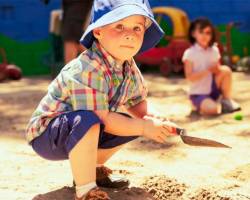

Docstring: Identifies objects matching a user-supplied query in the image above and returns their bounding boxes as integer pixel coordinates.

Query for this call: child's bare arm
[184,60,210,81]
[94,110,175,143]
[126,100,148,118]
[126,100,168,121]
[94,110,144,136]
[208,61,221,74]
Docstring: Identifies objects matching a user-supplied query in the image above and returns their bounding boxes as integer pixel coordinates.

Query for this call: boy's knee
[87,123,101,137]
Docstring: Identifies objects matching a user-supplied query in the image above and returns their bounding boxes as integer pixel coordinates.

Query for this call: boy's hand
[142,116,179,144]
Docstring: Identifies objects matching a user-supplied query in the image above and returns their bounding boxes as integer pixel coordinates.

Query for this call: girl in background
[183,18,241,115]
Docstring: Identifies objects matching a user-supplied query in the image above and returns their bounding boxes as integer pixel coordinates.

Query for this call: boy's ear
[93,28,102,40]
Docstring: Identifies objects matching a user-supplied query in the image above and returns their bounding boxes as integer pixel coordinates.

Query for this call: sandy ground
[0,72,250,200]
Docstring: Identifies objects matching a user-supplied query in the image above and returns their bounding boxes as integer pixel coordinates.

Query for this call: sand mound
[186,189,232,200]
[103,187,155,200]
[141,175,187,200]
[141,175,242,200]
[224,163,250,182]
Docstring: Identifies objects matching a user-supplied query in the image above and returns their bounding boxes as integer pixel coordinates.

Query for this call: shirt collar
[91,40,133,73]
[194,43,210,51]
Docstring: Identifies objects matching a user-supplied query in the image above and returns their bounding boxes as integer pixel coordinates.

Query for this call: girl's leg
[215,65,232,99]
[214,66,241,113]
[200,98,221,115]
[69,123,100,186]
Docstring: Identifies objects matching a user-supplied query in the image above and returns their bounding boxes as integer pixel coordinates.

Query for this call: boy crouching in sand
[26,0,178,199]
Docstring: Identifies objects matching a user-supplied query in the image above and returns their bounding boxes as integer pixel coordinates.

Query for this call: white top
[182,43,221,95]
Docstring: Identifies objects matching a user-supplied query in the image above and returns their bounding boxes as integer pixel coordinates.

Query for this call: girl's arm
[184,60,210,82]
[209,61,221,74]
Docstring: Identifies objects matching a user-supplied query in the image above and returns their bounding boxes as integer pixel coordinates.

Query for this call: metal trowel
[175,128,231,148]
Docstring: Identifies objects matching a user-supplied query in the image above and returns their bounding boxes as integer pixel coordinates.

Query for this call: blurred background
[1,1,250,200]
[0,0,250,77]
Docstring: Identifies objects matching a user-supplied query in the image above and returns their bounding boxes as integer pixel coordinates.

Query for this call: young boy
[26,0,178,199]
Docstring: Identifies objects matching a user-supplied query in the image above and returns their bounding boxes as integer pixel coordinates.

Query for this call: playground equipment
[217,22,250,71]
[154,6,189,39]
[43,9,64,78]
[217,22,240,68]
[135,7,190,76]
[0,47,22,82]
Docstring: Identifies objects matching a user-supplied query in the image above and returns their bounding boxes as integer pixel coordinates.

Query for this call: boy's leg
[31,110,110,199]
[97,145,123,165]
[69,123,100,186]
[93,112,138,189]
[32,110,136,190]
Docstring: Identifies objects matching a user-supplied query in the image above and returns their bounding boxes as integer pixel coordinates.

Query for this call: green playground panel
[217,25,250,57]
[0,34,51,76]
[0,24,250,76]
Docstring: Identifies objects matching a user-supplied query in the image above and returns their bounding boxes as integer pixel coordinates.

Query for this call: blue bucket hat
[80,0,165,53]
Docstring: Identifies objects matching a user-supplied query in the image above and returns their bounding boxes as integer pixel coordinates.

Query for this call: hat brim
[80,4,164,53]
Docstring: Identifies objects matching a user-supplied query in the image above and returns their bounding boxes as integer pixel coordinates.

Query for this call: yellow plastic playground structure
[152,6,190,40]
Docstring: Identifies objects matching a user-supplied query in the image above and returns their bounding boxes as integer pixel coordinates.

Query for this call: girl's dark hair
[188,18,216,46]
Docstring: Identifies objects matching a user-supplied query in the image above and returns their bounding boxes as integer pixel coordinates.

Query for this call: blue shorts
[190,77,221,110]
[31,110,138,161]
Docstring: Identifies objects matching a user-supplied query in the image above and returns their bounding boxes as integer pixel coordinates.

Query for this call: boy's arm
[126,100,148,118]
[126,100,168,122]
[94,109,178,144]
[184,60,210,82]
[94,110,145,136]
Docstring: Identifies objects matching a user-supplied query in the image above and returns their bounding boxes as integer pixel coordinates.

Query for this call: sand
[0,72,250,200]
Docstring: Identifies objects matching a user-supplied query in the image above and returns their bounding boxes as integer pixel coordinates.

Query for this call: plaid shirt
[26,41,148,143]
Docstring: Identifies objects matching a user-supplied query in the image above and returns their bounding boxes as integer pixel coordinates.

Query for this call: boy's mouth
[120,45,134,49]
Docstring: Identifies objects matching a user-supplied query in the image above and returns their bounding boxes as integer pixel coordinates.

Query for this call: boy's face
[93,15,146,63]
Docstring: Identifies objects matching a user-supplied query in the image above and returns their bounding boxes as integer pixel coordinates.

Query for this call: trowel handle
[175,127,186,135]
[163,124,186,135]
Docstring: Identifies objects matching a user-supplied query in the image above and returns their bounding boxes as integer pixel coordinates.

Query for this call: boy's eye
[134,25,145,32]
[115,24,124,31]
[134,26,142,32]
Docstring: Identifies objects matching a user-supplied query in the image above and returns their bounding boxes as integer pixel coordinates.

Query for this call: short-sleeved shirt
[182,43,221,95]
[26,41,148,143]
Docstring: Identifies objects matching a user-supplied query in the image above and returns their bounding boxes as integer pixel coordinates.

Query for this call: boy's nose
[125,34,134,41]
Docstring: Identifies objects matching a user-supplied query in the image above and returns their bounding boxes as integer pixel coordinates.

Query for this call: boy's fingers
[157,135,166,144]
[161,130,170,137]
[162,125,177,135]
[162,118,169,122]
